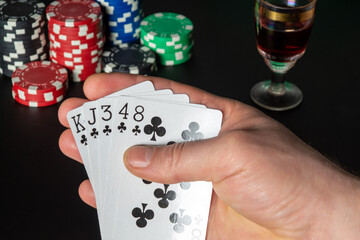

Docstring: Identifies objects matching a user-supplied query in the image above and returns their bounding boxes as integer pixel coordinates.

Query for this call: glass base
[250,80,303,111]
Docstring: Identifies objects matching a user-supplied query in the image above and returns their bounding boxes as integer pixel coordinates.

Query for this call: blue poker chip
[107,32,140,45]
[106,12,141,24]
[108,33,140,41]
[108,26,140,36]
[95,0,143,45]
[98,0,141,16]
[99,0,141,7]
[107,38,139,46]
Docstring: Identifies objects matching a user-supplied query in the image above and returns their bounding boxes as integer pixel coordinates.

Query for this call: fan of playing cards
[67,81,223,240]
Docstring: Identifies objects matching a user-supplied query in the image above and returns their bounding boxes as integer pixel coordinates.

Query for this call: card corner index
[67,107,86,134]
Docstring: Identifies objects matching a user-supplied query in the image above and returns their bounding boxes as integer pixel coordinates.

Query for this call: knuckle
[159,142,186,183]
[211,131,248,182]
[222,131,246,151]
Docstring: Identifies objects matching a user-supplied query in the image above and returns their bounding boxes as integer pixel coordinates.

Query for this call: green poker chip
[140,32,192,49]
[141,36,193,54]
[157,43,193,66]
[140,12,194,66]
[140,12,193,42]
[159,52,192,66]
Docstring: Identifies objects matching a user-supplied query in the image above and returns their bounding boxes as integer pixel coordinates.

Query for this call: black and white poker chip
[102,43,157,75]
[0,0,46,25]
[0,0,48,77]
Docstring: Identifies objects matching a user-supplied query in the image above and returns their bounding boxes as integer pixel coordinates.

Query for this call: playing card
[85,91,185,213]
[104,96,222,240]
[67,82,223,240]
[99,93,194,238]
[67,81,156,184]
[67,81,157,234]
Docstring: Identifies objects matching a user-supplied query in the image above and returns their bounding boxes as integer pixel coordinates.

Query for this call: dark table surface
[1,0,359,239]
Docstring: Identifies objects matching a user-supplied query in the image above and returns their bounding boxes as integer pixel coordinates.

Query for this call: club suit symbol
[154,184,176,208]
[90,128,99,138]
[170,209,192,233]
[144,116,166,141]
[117,122,127,133]
[80,134,88,145]
[181,122,204,141]
[132,203,154,228]
[103,125,112,136]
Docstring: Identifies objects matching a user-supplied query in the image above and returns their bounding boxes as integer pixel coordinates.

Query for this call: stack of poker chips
[102,43,156,75]
[95,0,143,45]
[46,0,104,82]
[11,61,68,107]
[0,0,48,77]
[140,12,194,66]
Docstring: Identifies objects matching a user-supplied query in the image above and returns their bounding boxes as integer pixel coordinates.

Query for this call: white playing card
[67,82,223,240]
[87,90,179,214]
[67,81,156,183]
[68,81,157,235]
[135,89,174,96]
[105,96,222,240]
[99,93,193,238]
[72,81,156,196]
[67,106,91,180]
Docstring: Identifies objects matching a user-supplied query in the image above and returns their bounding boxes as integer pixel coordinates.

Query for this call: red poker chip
[49,35,105,52]
[49,32,104,48]
[50,53,101,68]
[49,47,102,59]
[12,82,68,102]
[71,61,102,75]
[50,49,103,63]
[49,38,103,50]
[50,57,101,74]
[12,61,68,94]
[45,1,104,84]
[49,42,104,56]
[50,38,105,50]
[49,39,100,50]
[47,14,102,29]
[46,0,102,27]
[73,67,99,76]
[71,71,98,82]
[49,44,103,56]
[50,43,103,55]
[12,90,65,108]
[48,30,103,43]
[76,61,101,73]
[47,19,103,36]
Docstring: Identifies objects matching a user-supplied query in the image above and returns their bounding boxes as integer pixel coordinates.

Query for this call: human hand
[58,73,360,240]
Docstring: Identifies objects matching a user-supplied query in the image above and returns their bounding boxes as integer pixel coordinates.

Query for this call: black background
[1,0,359,239]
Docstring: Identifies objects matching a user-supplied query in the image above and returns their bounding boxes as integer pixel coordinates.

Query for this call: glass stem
[269,71,286,96]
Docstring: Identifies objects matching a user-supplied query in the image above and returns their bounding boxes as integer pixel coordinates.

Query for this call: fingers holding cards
[84,73,155,100]
[58,97,89,128]
[65,80,223,240]
[123,137,221,184]
[59,129,82,164]
[78,179,97,208]
[84,73,222,109]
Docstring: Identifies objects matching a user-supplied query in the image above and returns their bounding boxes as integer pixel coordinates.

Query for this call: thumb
[123,134,238,184]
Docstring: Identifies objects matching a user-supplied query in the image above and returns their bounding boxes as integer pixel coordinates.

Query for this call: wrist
[313,165,360,240]
[331,172,360,239]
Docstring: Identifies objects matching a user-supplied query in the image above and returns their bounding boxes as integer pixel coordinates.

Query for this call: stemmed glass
[251,0,317,111]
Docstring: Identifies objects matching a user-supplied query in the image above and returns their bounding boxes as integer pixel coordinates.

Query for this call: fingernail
[124,146,153,168]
